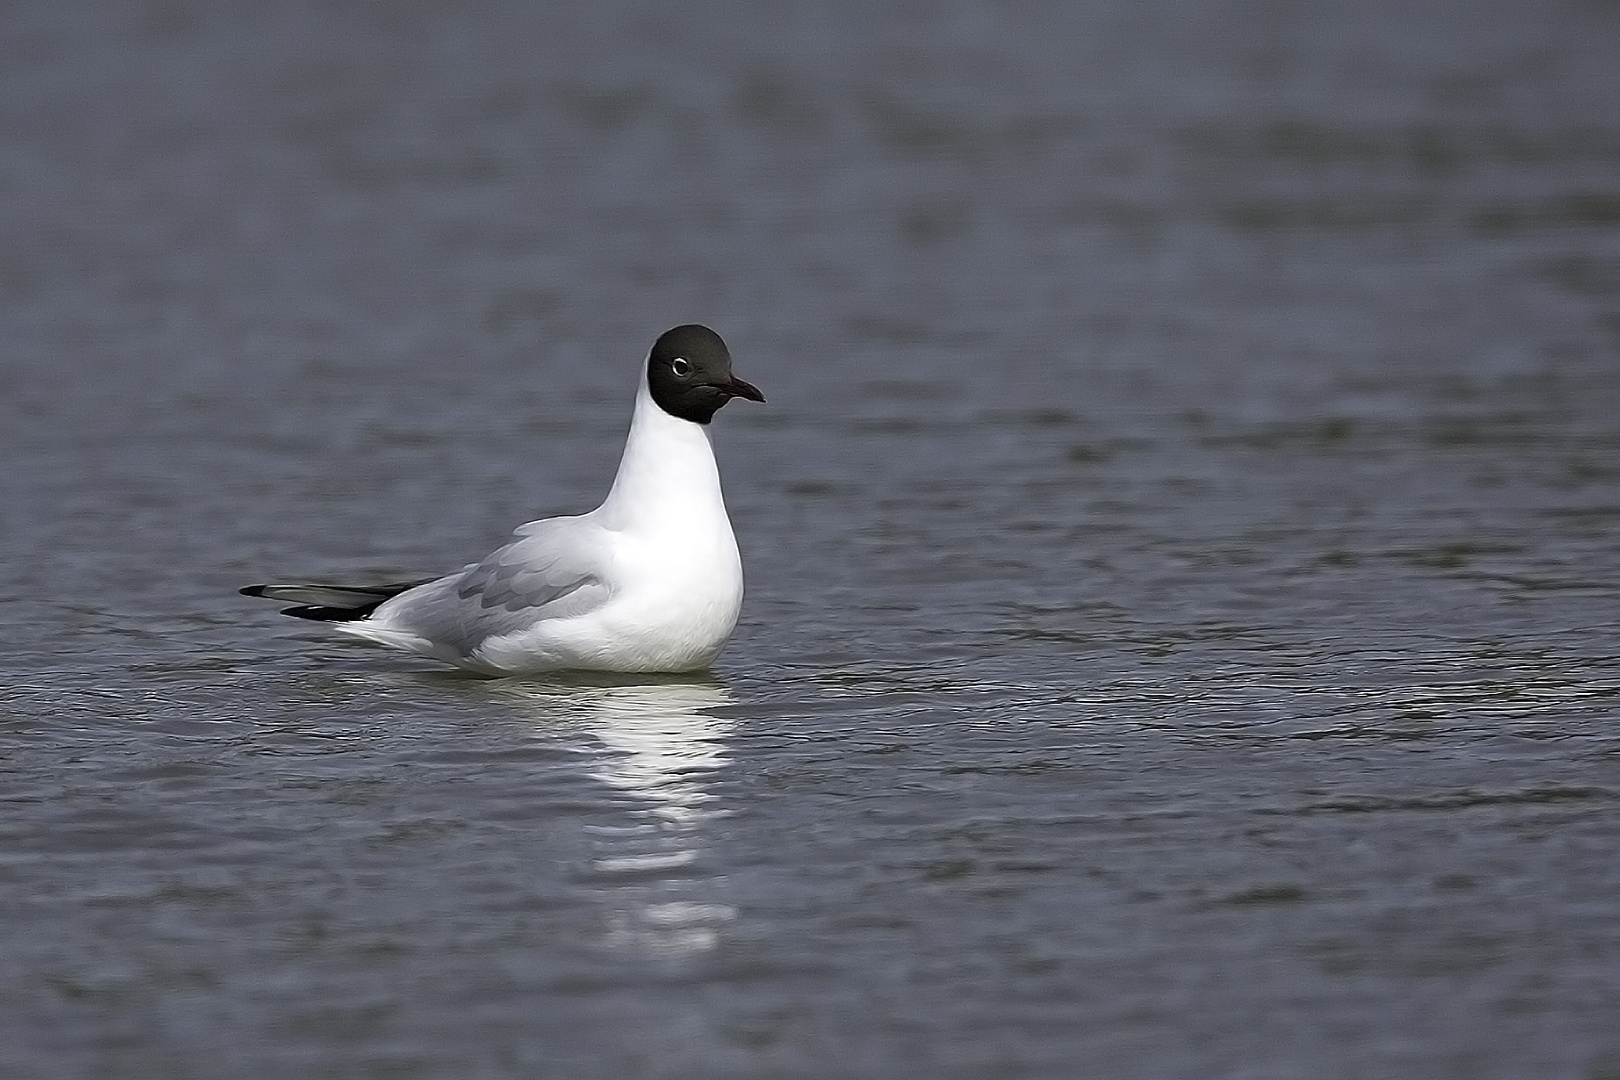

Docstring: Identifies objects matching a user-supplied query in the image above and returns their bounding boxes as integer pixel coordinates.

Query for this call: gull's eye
[671,357,691,376]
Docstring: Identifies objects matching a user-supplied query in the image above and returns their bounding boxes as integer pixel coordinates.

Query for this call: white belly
[471,536,744,675]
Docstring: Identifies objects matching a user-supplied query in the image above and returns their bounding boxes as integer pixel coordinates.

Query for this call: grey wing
[376,517,612,655]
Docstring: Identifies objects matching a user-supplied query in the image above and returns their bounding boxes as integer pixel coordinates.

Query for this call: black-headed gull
[242,324,764,675]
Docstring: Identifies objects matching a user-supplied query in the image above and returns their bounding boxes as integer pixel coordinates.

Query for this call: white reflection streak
[500,679,737,958]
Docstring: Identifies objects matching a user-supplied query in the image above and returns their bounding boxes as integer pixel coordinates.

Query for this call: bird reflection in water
[494,677,737,959]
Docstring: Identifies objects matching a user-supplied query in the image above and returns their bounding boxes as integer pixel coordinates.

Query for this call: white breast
[468,380,746,674]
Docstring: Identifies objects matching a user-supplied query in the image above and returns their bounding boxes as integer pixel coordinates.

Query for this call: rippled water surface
[4,1,1620,1077]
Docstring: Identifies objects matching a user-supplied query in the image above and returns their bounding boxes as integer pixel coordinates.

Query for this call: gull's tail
[239,579,435,622]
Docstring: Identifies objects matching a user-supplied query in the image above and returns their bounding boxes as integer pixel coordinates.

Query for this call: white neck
[596,380,728,530]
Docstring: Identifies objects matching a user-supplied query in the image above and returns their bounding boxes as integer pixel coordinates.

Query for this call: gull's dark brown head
[646,324,764,424]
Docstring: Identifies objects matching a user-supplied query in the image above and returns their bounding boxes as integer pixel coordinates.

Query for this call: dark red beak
[724,375,765,403]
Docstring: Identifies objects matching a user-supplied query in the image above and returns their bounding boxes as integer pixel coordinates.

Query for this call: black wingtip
[279,605,350,621]
[241,579,435,621]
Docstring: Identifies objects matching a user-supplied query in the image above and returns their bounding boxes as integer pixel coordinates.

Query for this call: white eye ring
[671,357,691,376]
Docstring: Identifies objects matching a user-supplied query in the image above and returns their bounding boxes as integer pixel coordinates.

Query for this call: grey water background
[3,0,1620,1076]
